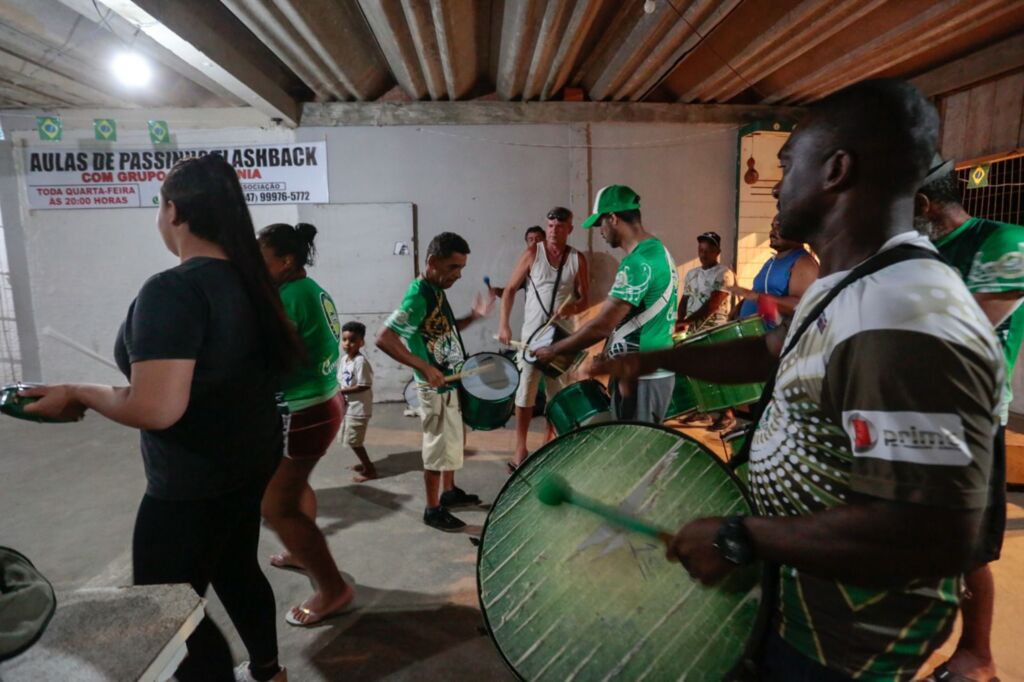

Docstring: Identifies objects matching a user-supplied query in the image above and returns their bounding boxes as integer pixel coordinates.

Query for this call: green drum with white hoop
[458,353,520,431]
[545,379,611,436]
[678,318,767,412]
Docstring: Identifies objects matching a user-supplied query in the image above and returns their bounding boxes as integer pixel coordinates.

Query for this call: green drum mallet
[535,473,674,546]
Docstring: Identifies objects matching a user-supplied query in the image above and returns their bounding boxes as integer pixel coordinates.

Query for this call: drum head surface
[462,353,519,400]
[478,422,762,681]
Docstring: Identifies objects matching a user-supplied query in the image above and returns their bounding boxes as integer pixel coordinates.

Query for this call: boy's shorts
[417,386,464,472]
[340,415,369,447]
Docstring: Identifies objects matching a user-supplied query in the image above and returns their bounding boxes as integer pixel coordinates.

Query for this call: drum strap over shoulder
[528,246,571,320]
[608,244,677,353]
[729,244,942,470]
[526,246,572,345]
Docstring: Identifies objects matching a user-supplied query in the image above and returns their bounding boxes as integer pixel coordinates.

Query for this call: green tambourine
[0,383,75,423]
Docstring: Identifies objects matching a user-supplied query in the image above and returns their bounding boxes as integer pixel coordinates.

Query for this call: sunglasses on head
[547,210,571,221]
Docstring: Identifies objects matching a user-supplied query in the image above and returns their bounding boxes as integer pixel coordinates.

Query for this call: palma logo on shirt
[321,292,341,340]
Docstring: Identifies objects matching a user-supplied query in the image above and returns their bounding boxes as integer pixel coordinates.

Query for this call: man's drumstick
[536,473,674,546]
[443,359,499,383]
[493,335,527,349]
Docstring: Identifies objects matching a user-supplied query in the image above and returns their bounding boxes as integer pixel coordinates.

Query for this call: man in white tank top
[498,207,590,470]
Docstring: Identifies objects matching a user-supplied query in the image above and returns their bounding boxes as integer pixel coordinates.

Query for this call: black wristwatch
[713,515,755,565]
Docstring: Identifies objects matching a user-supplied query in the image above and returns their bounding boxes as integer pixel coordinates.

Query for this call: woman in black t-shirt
[24,155,300,682]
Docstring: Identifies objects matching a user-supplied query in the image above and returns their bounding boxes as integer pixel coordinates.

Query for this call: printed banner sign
[23,142,329,210]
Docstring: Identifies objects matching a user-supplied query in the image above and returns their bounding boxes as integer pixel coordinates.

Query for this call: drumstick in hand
[493,335,527,350]
[444,359,498,383]
[533,294,579,339]
[536,474,674,546]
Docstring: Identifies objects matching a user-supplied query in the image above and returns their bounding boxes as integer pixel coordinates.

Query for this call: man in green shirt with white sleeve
[376,232,494,532]
[916,163,1024,682]
[535,185,678,422]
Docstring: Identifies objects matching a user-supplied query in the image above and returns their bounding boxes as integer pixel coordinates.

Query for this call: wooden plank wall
[938,70,1024,163]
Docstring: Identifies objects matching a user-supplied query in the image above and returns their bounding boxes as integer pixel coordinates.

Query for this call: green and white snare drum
[458,353,519,431]
[545,380,611,436]
[478,422,765,681]
[678,318,767,413]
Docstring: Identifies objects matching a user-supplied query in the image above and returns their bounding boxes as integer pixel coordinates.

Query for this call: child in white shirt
[339,321,376,482]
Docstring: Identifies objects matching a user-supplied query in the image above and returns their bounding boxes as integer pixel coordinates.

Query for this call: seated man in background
[731,215,818,327]
[676,230,735,431]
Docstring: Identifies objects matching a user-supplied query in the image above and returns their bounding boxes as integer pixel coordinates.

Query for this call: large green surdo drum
[677,318,767,413]
[478,422,765,681]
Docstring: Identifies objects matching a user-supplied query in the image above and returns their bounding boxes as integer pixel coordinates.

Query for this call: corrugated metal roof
[0,0,1020,113]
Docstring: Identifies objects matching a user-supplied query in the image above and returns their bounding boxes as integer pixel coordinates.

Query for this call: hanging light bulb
[111,52,151,87]
[643,0,657,14]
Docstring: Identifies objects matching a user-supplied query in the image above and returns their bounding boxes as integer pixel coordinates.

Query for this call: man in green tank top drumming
[915,160,1024,682]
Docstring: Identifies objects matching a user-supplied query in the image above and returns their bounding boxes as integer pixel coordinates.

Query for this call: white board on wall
[296,203,416,402]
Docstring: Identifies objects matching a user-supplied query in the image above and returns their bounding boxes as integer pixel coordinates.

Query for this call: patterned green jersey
[385,277,465,393]
[749,232,1003,680]
[934,216,1024,424]
[279,277,341,411]
[607,237,678,379]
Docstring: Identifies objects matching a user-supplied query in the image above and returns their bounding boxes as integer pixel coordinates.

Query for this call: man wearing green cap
[534,185,678,423]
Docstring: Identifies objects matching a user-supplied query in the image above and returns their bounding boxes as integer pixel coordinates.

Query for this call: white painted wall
[2,109,739,402]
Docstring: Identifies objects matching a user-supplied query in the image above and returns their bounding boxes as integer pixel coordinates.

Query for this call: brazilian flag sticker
[967,164,990,189]
[37,116,62,141]
[148,120,170,144]
[94,118,117,141]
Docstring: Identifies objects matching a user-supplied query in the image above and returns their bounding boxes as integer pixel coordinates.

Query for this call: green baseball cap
[582,185,641,229]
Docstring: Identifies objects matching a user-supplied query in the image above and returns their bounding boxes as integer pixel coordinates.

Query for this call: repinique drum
[545,379,611,436]
[458,352,520,431]
[679,318,767,412]
[523,321,586,379]
[478,422,765,681]
[0,383,74,423]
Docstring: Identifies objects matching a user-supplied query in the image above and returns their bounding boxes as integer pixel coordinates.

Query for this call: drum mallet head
[536,473,572,506]
[535,474,672,545]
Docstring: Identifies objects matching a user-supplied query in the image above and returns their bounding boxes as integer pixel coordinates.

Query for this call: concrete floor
[1,404,1022,681]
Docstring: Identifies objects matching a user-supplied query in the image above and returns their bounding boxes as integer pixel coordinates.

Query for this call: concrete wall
[1,109,738,401]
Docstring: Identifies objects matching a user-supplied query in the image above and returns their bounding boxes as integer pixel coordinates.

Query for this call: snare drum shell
[545,379,611,436]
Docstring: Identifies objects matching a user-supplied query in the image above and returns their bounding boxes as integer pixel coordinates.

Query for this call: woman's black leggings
[132,480,279,682]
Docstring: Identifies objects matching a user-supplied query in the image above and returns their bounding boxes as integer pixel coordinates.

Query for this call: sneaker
[423,506,467,532]
[234,661,288,682]
[440,486,482,508]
